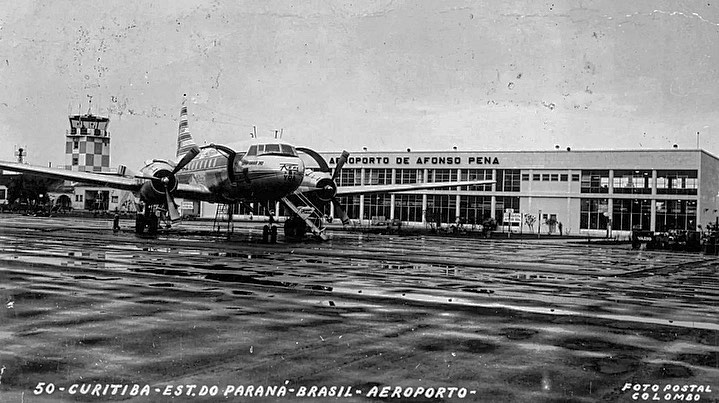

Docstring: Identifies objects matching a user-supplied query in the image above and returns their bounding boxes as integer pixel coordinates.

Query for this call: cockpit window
[281,144,297,156]
[253,143,298,156]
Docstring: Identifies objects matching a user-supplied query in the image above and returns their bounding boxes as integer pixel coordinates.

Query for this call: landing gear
[284,216,307,239]
[135,207,159,235]
[262,224,278,243]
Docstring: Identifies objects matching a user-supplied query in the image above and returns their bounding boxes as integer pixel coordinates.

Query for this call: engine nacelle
[138,160,177,204]
[301,171,337,202]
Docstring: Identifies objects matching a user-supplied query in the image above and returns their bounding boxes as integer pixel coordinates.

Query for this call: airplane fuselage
[174,143,305,204]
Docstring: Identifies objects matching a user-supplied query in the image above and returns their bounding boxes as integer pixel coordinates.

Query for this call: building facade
[65,113,111,172]
[312,149,719,236]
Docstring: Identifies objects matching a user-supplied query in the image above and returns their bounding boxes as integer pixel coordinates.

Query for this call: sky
[1,0,719,169]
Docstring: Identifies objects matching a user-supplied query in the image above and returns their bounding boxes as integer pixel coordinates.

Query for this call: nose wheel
[262,224,278,243]
[283,216,307,239]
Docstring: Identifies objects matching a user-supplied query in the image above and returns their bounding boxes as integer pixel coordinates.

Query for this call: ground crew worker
[113,210,120,233]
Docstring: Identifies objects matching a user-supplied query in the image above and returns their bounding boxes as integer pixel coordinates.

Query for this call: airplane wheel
[147,214,159,235]
[270,225,278,244]
[262,225,270,243]
[284,220,296,238]
[135,214,146,234]
[296,221,307,238]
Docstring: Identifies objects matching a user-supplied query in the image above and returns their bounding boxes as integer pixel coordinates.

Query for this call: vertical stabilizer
[176,99,197,158]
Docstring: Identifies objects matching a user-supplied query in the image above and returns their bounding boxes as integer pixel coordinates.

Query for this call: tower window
[73,140,79,150]
[72,157,79,166]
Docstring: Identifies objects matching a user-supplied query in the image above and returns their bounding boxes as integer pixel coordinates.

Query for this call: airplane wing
[0,160,215,200]
[335,180,495,196]
[174,183,213,200]
[0,161,141,191]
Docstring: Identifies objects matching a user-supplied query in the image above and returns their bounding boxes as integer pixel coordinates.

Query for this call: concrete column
[651,170,657,196]
[360,168,366,185]
[607,198,613,236]
[491,196,496,219]
[650,199,657,231]
[359,195,365,225]
[422,194,427,224]
[391,168,397,185]
[492,169,497,192]
[390,194,396,219]
[608,170,614,195]
[455,194,461,221]
[651,170,658,231]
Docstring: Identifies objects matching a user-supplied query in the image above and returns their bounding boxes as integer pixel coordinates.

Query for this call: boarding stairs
[213,203,234,235]
[280,192,328,241]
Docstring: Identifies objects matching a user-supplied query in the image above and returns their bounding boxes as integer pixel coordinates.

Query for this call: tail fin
[176,99,197,158]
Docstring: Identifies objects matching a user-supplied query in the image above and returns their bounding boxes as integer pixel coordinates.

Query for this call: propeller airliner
[0,101,495,241]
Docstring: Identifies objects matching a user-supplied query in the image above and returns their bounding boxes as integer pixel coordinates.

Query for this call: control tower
[65,113,111,172]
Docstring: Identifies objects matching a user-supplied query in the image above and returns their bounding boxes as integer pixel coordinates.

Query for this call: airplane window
[281,144,297,156]
[265,144,281,153]
[247,145,257,156]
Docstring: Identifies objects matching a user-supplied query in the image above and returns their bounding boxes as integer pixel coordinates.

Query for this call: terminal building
[196,147,719,237]
[310,148,718,237]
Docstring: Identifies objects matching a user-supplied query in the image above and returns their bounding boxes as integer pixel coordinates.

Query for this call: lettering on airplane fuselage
[280,163,299,182]
[328,156,500,165]
[243,160,264,166]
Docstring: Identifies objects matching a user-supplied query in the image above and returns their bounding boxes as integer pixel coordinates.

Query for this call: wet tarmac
[0,215,717,402]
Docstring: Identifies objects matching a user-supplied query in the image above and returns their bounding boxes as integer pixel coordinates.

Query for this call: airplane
[0,100,495,241]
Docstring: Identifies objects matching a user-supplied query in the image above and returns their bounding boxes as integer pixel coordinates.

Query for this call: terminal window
[461,169,492,191]
[495,196,520,223]
[580,198,609,229]
[339,169,361,186]
[612,199,651,230]
[560,174,568,181]
[460,195,492,224]
[430,169,458,183]
[364,168,391,185]
[521,173,529,181]
[655,170,698,195]
[496,169,521,192]
[613,170,652,194]
[397,169,423,184]
[655,200,697,231]
[580,170,609,193]
[533,174,540,181]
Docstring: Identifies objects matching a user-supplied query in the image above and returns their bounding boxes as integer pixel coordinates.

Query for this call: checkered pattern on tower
[176,101,196,158]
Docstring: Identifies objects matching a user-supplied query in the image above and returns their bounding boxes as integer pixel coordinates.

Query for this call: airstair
[213,203,235,235]
[280,192,328,240]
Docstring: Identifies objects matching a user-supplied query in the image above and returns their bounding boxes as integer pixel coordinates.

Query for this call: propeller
[331,151,348,181]
[173,146,200,175]
[330,151,350,224]
[164,146,200,221]
[297,148,351,225]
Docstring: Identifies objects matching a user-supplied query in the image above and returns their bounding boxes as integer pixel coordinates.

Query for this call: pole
[507,212,511,238]
[537,209,542,238]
